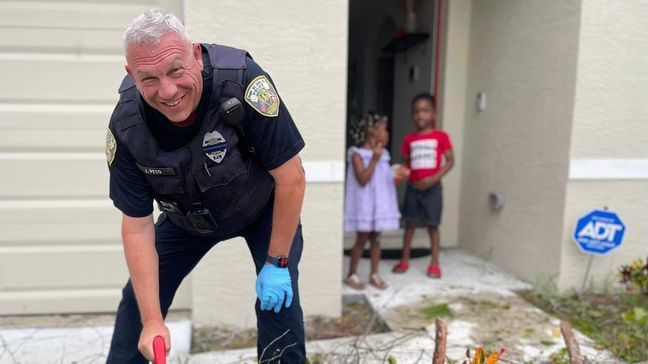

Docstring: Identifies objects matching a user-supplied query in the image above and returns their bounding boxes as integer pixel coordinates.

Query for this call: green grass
[421,303,454,319]
[519,291,648,362]
[549,348,570,364]
[540,339,555,347]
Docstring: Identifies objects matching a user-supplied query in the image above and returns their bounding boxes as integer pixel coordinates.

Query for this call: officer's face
[125,33,204,123]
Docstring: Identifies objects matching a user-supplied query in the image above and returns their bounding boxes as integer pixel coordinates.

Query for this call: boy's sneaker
[427,264,442,278]
[392,261,409,273]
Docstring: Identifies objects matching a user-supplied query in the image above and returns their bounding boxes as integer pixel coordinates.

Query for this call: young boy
[393,93,454,278]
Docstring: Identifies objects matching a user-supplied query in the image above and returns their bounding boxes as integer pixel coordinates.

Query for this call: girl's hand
[392,164,409,185]
[371,142,384,160]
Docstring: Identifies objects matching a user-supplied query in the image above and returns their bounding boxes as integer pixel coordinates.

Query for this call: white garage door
[0,0,190,314]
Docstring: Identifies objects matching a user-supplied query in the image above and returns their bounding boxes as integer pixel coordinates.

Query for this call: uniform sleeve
[241,57,305,170]
[106,126,154,217]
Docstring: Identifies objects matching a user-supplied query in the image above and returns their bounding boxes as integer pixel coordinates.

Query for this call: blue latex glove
[255,264,293,313]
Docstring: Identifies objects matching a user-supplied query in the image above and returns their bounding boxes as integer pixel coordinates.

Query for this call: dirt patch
[385,292,564,362]
[0,310,190,329]
[192,325,258,353]
[191,300,389,353]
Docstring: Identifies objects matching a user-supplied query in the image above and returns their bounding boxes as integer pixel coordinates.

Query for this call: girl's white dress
[344,146,401,232]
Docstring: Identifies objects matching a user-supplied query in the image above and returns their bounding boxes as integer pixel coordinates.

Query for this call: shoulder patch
[244,75,280,117]
[105,128,117,166]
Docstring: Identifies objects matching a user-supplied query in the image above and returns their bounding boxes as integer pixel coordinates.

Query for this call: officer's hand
[138,320,171,361]
[255,264,293,313]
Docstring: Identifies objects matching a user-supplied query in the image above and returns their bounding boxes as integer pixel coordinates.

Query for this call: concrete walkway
[0,319,191,364]
[0,250,622,363]
[190,250,620,363]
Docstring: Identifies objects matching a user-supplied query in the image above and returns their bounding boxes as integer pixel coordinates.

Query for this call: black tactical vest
[110,44,275,236]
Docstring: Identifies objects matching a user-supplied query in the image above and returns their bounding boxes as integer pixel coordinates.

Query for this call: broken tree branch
[432,318,447,364]
[560,321,583,364]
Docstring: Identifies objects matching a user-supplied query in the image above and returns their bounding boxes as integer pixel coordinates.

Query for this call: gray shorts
[402,182,443,227]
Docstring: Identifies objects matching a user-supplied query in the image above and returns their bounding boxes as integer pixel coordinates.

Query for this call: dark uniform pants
[106,203,306,363]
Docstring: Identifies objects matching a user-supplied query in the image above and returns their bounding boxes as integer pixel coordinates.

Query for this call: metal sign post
[580,255,594,295]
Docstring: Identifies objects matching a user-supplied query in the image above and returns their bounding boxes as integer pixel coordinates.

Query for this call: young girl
[344,113,401,290]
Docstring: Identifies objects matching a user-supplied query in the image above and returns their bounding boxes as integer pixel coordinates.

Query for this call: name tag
[136,164,176,176]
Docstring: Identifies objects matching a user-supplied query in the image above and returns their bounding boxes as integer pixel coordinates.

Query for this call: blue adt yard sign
[573,209,626,255]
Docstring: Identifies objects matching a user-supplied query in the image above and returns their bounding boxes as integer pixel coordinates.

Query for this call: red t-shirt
[401,130,452,182]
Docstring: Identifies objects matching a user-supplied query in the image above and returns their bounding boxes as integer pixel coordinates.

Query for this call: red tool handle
[153,335,166,364]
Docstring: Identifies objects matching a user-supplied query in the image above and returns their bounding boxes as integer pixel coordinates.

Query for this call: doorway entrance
[345,0,442,249]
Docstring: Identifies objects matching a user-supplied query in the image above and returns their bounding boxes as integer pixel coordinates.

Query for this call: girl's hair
[412,93,436,109]
[349,112,388,146]
[123,9,190,53]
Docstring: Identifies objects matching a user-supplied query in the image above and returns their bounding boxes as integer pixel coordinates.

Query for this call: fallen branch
[560,321,583,364]
[432,318,447,364]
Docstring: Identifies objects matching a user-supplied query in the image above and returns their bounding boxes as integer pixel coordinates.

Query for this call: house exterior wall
[0,0,190,315]
[457,1,581,283]
[185,0,348,326]
[439,0,472,251]
[559,0,648,291]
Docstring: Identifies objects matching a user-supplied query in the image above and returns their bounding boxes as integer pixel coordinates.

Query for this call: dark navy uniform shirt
[108,56,304,217]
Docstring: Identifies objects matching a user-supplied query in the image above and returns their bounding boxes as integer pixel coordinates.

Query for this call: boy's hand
[414,175,440,191]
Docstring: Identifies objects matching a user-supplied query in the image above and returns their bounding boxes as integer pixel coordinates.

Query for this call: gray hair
[123,9,190,54]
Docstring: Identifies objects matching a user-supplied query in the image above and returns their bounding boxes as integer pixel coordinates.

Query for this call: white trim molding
[302,161,345,183]
[569,159,648,180]
[0,153,346,183]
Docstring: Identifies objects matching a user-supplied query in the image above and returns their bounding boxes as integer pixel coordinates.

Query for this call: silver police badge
[202,131,227,163]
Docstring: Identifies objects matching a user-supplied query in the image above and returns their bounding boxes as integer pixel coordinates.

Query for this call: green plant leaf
[632,307,647,324]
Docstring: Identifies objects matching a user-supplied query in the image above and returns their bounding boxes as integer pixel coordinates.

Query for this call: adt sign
[573,209,626,255]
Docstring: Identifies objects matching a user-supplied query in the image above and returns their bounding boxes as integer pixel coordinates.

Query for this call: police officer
[105,9,306,363]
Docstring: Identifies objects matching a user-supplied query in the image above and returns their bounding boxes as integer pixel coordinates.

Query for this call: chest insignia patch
[105,128,117,166]
[244,75,280,117]
[202,130,227,164]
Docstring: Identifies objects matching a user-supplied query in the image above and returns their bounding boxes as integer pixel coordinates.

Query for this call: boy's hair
[349,112,388,146]
[411,93,436,109]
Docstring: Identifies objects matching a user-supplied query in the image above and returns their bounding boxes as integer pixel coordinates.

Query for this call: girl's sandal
[369,273,388,290]
[344,273,366,290]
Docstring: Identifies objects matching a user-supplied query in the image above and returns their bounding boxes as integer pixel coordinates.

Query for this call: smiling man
[105,9,306,363]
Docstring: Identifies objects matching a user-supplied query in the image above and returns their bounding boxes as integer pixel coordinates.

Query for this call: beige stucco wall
[185,0,347,327]
[439,0,471,250]
[0,0,192,314]
[457,1,581,282]
[569,0,648,159]
[558,0,648,291]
